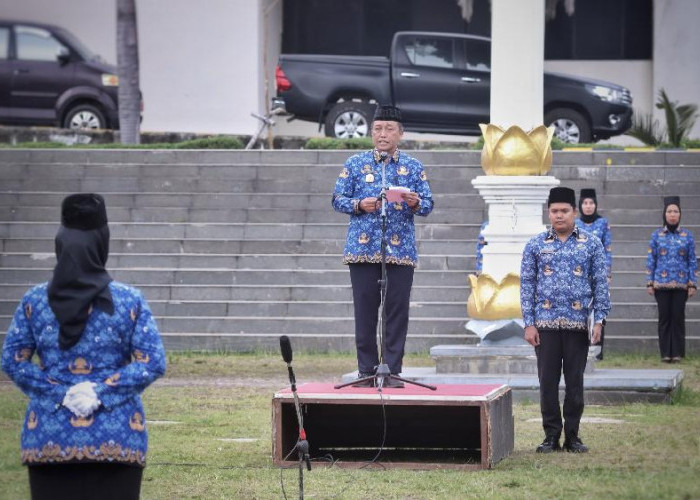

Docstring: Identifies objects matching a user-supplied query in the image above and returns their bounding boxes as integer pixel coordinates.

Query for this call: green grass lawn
[1,352,699,499]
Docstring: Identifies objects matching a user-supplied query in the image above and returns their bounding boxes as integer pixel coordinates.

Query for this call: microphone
[279,335,296,389]
[379,151,388,163]
[280,335,293,363]
[279,335,312,472]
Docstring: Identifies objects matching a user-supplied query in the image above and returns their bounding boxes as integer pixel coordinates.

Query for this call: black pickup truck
[275,31,633,143]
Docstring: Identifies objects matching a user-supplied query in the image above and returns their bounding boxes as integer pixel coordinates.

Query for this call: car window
[0,27,9,59]
[464,39,490,71]
[16,26,68,62]
[404,37,455,69]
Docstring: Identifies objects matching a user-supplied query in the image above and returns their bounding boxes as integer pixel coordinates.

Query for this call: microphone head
[379,151,388,160]
[279,335,293,363]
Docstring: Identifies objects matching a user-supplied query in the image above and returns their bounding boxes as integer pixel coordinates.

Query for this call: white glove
[63,382,101,418]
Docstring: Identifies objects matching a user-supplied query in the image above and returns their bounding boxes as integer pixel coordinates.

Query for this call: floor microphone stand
[280,336,311,500]
[336,154,435,392]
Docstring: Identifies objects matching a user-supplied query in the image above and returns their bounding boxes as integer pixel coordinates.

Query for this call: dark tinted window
[464,39,490,71]
[404,37,455,68]
[545,0,652,60]
[0,27,9,59]
[16,26,67,61]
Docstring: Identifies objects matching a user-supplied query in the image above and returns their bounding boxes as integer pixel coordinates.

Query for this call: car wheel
[545,108,592,144]
[324,101,374,138]
[63,104,107,130]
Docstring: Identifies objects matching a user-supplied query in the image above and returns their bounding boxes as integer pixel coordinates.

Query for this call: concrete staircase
[1,149,699,353]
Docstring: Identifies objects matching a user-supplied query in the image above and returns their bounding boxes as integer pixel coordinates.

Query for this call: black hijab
[663,196,681,233]
[48,194,114,350]
[578,188,601,224]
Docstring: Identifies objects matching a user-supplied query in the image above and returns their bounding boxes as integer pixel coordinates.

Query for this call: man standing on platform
[520,187,610,453]
[332,105,433,388]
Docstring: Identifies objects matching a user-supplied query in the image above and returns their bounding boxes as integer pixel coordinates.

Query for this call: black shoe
[563,436,589,453]
[535,436,561,453]
[353,372,375,388]
[595,353,603,361]
[383,377,405,389]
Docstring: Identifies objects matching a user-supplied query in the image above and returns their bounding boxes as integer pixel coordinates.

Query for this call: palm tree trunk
[117,0,141,144]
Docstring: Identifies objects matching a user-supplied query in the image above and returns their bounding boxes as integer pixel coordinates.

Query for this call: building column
[490,0,545,130]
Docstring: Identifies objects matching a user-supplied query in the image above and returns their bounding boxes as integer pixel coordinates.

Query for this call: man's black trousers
[654,289,687,358]
[349,263,414,374]
[535,329,589,440]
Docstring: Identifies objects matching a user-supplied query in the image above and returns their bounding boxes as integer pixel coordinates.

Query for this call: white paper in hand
[386,186,410,203]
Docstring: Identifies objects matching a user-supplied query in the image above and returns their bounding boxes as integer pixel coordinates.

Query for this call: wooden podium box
[272,383,513,470]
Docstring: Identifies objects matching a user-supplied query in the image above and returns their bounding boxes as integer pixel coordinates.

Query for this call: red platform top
[274,382,508,402]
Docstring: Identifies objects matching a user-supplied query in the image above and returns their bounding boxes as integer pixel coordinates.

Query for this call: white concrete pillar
[490,0,545,130]
[472,175,559,283]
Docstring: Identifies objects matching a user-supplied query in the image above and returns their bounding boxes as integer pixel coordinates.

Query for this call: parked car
[275,31,633,143]
[0,20,128,130]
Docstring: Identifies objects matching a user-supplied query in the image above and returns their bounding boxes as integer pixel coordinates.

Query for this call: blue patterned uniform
[646,227,698,289]
[575,217,612,277]
[520,227,611,330]
[332,149,433,267]
[475,221,488,273]
[2,282,166,467]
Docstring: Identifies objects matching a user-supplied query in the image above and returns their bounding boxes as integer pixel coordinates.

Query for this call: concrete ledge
[341,366,684,404]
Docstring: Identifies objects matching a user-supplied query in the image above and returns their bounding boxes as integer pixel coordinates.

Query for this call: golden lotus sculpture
[467,272,522,320]
[479,124,554,175]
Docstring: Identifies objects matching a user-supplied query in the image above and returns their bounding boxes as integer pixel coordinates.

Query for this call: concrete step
[1,298,694,320]
[0,192,484,210]
[4,190,700,211]
[0,298,468,318]
[0,222,482,240]
[0,283,469,303]
[0,237,476,255]
[0,268,470,286]
[0,205,485,224]
[0,252,472,271]
[2,221,698,241]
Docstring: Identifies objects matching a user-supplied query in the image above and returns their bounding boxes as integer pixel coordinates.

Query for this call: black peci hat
[548,187,576,207]
[373,105,402,124]
[61,193,108,231]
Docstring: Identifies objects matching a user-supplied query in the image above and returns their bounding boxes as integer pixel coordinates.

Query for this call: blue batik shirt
[575,217,612,277]
[646,226,698,289]
[332,149,434,267]
[520,226,611,331]
[2,282,166,467]
[475,221,488,273]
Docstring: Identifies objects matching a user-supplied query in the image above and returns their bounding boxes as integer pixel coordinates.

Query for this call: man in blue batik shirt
[332,105,433,388]
[520,187,610,453]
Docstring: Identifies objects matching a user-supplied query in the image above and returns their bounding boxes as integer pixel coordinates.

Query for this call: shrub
[305,137,373,149]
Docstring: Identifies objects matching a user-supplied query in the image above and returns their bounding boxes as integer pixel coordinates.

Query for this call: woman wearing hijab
[575,188,612,359]
[646,196,697,362]
[2,193,166,500]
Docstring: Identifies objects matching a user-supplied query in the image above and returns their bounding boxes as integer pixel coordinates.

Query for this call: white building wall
[653,0,700,139]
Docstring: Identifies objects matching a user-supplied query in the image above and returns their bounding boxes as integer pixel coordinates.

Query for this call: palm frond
[626,111,663,146]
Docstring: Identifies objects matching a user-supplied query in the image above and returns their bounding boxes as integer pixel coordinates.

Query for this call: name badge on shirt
[365,174,375,183]
[539,248,555,254]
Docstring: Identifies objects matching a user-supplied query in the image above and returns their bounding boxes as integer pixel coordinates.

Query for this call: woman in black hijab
[646,196,697,362]
[2,194,166,500]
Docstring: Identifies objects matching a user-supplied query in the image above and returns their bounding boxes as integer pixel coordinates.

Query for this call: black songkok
[61,193,108,230]
[548,187,576,207]
[373,105,403,124]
